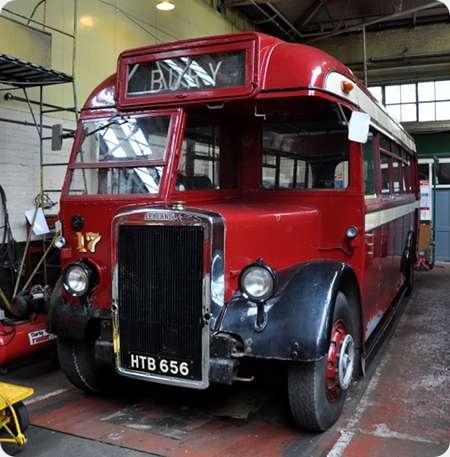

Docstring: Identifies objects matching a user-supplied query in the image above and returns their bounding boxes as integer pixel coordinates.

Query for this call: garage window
[370,80,450,123]
[436,163,450,185]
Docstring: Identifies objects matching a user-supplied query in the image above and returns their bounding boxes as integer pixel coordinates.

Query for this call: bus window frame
[62,108,183,200]
[117,39,258,108]
[366,129,417,208]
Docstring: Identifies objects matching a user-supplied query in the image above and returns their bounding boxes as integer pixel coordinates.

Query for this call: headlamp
[63,263,93,297]
[239,263,276,302]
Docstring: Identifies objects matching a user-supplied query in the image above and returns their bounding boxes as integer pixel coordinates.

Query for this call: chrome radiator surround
[111,206,224,389]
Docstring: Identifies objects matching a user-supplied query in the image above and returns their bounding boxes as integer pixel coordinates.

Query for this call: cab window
[177,114,238,191]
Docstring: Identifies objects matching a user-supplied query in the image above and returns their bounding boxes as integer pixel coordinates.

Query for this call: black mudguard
[47,277,110,339]
[218,260,359,362]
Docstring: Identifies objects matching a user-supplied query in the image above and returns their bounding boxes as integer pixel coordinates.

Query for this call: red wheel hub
[326,321,347,402]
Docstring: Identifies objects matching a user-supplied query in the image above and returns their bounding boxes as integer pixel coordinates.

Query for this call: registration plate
[128,353,191,378]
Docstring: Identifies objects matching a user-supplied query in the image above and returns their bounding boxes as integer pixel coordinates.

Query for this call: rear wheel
[57,333,117,394]
[404,233,416,296]
[405,257,415,296]
[288,291,358,432]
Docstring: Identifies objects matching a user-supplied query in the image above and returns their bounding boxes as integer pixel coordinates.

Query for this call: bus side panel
[363,203,416,340]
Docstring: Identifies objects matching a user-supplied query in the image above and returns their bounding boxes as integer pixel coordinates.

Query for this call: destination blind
[127,50,246,97]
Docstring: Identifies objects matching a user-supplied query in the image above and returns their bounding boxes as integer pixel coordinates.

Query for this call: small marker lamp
[341,80,354,94]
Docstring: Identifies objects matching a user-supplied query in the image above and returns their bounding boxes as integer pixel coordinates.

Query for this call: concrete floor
[1,264,449,457]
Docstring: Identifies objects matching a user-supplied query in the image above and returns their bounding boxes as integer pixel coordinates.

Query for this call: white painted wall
[0,107,74,242]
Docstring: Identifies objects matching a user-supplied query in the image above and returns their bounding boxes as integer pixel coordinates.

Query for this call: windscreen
[68,115,170,195]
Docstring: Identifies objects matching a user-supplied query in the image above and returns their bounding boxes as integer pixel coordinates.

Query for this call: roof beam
[295,0,328,28]
[222,0,283,7]
[309,1,444,42]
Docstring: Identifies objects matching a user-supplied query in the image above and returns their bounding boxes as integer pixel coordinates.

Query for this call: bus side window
[296,160,313,189]
[380,153,391,194]
[392,158,401,194]
[262,155,312,189]
[262,154,277,188]
[279,157,296,188]
[261,125,348,190]
[363,136,376,196]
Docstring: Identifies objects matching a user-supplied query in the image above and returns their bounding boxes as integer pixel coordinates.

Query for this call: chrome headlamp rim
[239,261,277,303]
[63,262,92,297]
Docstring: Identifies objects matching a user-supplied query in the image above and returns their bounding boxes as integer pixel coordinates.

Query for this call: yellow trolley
[0,382,33,446]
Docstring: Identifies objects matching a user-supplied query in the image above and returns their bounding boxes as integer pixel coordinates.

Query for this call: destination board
[127,50,246,96]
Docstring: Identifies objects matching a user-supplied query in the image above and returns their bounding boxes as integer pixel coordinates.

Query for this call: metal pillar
[362,26,368,86]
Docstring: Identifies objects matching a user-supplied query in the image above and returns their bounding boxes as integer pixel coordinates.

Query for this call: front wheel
[288,291,358,432]
[57,334,117,394]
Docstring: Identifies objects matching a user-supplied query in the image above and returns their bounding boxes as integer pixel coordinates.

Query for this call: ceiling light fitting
[156,1,175,11]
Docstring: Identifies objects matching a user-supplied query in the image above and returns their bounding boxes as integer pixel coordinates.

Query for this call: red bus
[49,33,419,432]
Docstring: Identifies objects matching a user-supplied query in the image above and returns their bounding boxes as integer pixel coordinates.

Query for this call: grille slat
[118,224,204,381]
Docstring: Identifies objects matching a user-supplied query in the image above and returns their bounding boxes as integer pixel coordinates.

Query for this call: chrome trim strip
[111,206,225,390]
[365,201,419,232]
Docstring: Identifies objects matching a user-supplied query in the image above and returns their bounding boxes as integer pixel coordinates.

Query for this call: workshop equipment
[0,381,33,446]
[0,313,56,367]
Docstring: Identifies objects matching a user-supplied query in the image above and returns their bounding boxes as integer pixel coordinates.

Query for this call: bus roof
[83,32,415,152]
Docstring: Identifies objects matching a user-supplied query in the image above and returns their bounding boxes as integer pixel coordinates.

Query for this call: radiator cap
[171,201,185,211]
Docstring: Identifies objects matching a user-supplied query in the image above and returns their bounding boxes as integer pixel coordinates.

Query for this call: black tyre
[6,401,29,434]
[288,291,359,432]
[405,257,414,296]
[403,232,416,296]
[57,333,117,394]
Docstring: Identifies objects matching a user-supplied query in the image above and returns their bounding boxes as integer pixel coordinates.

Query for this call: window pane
[435,81,450,101]
[279,157,295,188]
[369,86,383,103]
[381,154,390,194]
[262,122,349,190]
[418,82,435,101]
[386,104,401,121]
[419,102,435,121]
[380,135,391,152]
[363,139,375,195]
[402,162,412,192]
[436,101,450,121]
[437,163,450,185]
[178,121,237,191]
[391,143,401,157]
[334,162,348,188]
[69,167,163,195]
[127,50,246,96]
[263,155,276,166]
[385,85,400,104]
[392,160,401,193]
[76,116,170,163]
[262,161,276,189]
[401,103,417,122]
[401,84,416,103]
[295,160,312,189]
[418,163,429,181]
